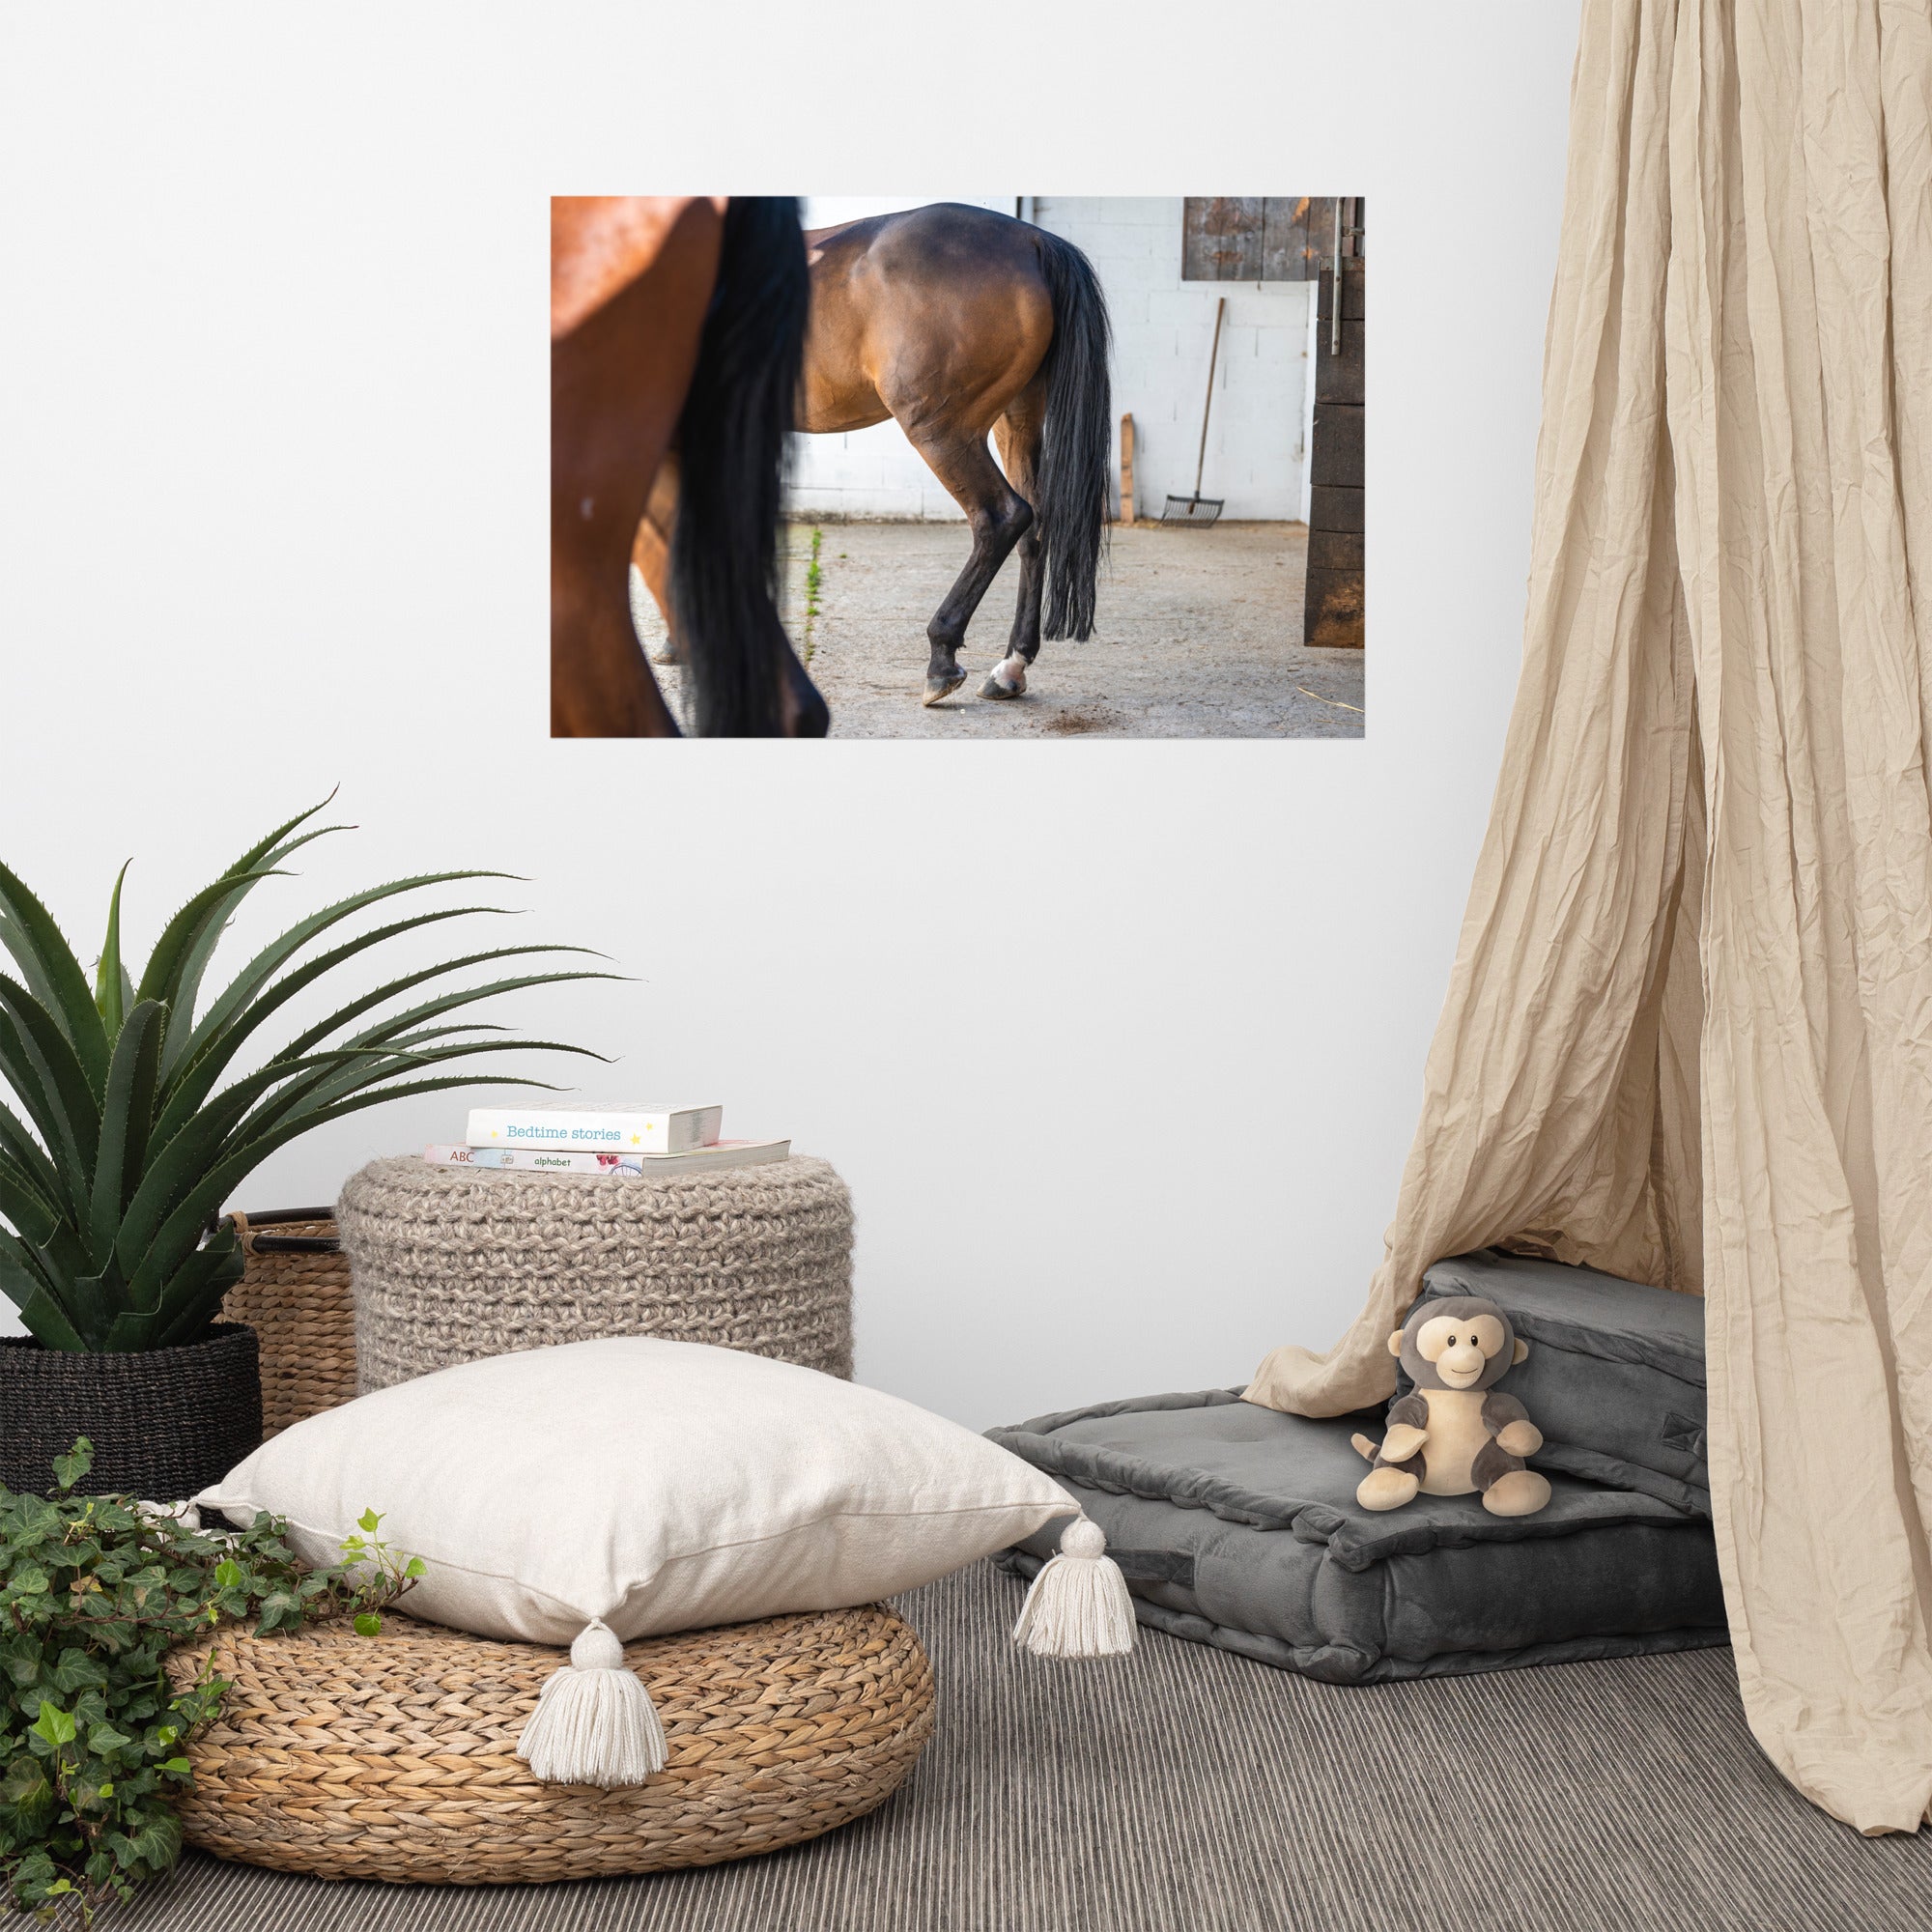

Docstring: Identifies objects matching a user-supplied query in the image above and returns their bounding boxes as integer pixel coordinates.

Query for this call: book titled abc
[464,1104,724,1153]
[426,1140,789,1177]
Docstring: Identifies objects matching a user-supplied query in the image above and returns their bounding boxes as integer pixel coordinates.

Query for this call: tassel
[1011,1517,1136,1659]
[516,1619,668,1786]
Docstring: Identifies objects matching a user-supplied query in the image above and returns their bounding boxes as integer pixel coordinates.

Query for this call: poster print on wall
[551,195,1365,741]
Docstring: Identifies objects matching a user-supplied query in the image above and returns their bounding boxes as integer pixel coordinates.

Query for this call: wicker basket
[220,1208,357,1437]
[168,1602,934,1883]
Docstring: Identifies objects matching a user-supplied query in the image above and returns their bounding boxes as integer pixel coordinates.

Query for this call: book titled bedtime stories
[464,1103,724,1153]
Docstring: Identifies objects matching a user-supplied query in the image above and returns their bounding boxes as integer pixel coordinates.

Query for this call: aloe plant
[0,801,611,1352]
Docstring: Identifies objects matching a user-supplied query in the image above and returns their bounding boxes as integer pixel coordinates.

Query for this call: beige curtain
[1249,0,1932,1834]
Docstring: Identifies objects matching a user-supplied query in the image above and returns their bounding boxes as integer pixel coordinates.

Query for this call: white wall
[0,0,1581,1431]
[786,195,1311,522]
[1036,197,1311,521]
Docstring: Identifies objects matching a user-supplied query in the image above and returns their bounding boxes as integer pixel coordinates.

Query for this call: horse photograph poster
[553,196,1366,740]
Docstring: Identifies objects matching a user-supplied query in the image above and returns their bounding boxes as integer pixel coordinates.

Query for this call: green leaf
[166,966,611,1168]
[0,1234,84,1351]
[50,1439,93,1492]
[0,1094,66,1220]
[156,908,511,1130]
[404,1556,426,1579]
[0,1163,60,1265]
[356,1508,381,1533]
[0,859,111,1094]
[88,998,166,1269]
[115,1050,392,1284]
[95,860,131,1037]
[48,1646,107,1695]
[149,800,350,1078]
[68,1269,134,1351]
[211,1559,242,1589]
[234,1032,602,1155]
[0,972,101,1196]
[107,1808,181,1871]
[156,1757,191,1776]
[160,883,530,1110]
[87,1721,133,1754]
[352,1611,382,1637]
[0,1011,85,1228]
[113,1239,242,1351]
[274,958,620,1072]
[132,866,284,1014]
[32,1701,76,1748]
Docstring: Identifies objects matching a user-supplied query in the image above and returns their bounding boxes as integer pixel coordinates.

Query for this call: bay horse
[552,195,828,736]
[634,202,1112,706]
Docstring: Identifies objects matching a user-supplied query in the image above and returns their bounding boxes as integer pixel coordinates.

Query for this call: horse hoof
[923,671,966,706]
[979,655,1029,699]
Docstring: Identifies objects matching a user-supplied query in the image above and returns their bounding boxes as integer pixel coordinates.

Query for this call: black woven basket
[0,1323,263,1501]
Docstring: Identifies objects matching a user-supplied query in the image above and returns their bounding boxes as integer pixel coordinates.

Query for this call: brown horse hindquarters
[802,207,1057,703]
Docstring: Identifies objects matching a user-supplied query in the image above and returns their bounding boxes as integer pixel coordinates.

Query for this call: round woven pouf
[168,1603,933,1884]
[336,1154,854,1391]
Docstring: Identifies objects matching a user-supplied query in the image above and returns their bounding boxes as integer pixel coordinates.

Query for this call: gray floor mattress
[991,1389,1725,1683]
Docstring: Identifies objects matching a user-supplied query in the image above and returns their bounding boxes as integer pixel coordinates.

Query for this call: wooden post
[1120,412,1135,526]
[1304,259,1365,647]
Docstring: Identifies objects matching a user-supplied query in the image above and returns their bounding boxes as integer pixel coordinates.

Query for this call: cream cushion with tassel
[198,1337,1130,1785]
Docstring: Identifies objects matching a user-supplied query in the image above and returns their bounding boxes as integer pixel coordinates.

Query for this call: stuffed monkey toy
[1350,1294,1551,1517]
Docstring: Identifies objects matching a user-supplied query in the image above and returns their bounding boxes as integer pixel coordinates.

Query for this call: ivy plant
[0,1439,418,1923]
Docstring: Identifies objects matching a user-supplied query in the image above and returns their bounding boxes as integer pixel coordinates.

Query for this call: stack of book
[424,1104,789,1177]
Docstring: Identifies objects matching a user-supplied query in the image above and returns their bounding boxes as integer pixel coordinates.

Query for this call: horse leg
[904,431,1033,706]
[984,385,1048,698]
[629,457,682,666]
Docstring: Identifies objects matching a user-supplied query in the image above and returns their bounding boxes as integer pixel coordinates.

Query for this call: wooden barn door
[1181,196,1337,282]
[1305,200,1364,647]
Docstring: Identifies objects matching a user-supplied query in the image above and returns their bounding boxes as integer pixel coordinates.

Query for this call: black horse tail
[1033,229,1113,642]
[670,196,811,736]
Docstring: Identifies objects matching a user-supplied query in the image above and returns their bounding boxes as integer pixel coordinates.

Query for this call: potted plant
[0,799,608,1498]
[0,1437,417,1923]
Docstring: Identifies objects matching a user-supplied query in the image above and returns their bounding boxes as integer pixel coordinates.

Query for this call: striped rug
[128,1561,1932,1931]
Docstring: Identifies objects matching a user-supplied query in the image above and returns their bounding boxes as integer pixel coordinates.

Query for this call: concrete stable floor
[639,521,1365,740]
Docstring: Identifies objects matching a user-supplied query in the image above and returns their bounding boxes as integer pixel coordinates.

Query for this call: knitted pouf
[167,1603,933,1883]
[336,1155,854,1391]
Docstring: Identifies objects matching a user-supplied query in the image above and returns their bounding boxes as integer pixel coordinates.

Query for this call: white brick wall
[786,196,1311,523]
